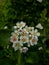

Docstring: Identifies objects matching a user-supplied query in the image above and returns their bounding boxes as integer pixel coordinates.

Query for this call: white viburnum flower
[37,0,42,3]
[11,31,19,37]
[24,26,34,33]
[31,29,40,37]
[20,47,28,53]
[16,21,26,29]
[36,23,43,29]
[20,36,29,44]
[10,21,43,52]
[10,35,18,43]
[12,42,23,51]
[30,37,38,46]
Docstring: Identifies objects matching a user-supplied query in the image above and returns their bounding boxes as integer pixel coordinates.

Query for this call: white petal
[30,42,34,46]
[38,47,43,50]
[34,36,38,40]
[35,29,38,33]
[14,47,18,51]
[34,42,37,45]
[31,27,34,30]
[12,43,16,47]
[27,43,30,47]
[37,32,40,36]
[37,0,42,2]
[20,47,28,53]
[13,26,17,29]
[36,23,43,29]
[11,32,14,35]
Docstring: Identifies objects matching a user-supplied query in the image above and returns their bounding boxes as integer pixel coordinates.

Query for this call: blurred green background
[0,0,49,65]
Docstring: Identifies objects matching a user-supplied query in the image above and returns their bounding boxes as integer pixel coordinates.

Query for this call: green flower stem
[17,51,21,65]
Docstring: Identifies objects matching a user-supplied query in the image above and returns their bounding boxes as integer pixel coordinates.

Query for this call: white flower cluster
[10,21,43,53]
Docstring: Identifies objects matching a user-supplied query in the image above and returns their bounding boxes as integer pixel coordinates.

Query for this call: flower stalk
[17,51,21,65]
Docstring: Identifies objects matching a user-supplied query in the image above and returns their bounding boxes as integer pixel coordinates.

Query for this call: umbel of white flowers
[10,21,43,53]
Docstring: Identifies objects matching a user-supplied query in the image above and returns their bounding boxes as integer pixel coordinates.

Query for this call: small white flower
[12,41,23,51]
[31,29,40,37]
[24,26,34,33]
[16,21,26,29]
[37,0,42,3]
[11,32,19,37]
[20,36,29,44]
[20,47,28,53]
[14,30,19,36]
[10,35,18,43]
[36,23,43,29]
[4,26,8,29]
[38,47,43,50]
[30,37,38,46]
[21,30,29,36]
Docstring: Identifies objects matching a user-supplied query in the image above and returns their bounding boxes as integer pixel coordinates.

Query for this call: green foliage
[0,0,49,65]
